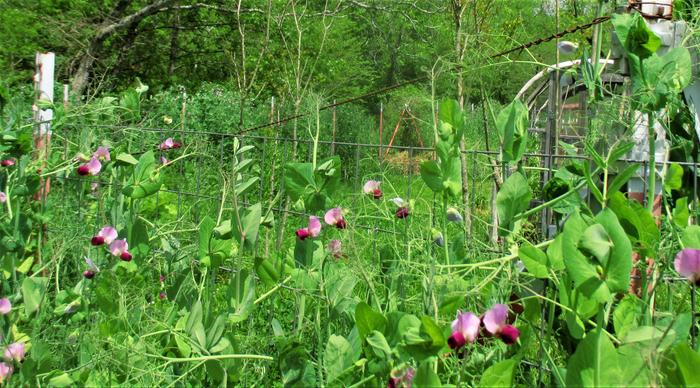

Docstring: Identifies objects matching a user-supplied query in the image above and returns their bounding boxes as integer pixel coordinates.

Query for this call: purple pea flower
[483,304,520,345]
[387,365,414,388]
[159,137,182,150]
[109,239,132,261]
[391,198,410,219]
[77,157,102,176]
[328,239,342,259]
[93,146,110,161]
[324,207,347,229]
[363,180,382,199]
[296,216,321,240]
[0,159,15,167]
[83,258,100,279]
[3,342,24,363]
[0,192,6,204]
[448,311,480,350]
[675,248,700,285]
[0,362,12,384]
[0,299,10,315]
[91,226,118,246]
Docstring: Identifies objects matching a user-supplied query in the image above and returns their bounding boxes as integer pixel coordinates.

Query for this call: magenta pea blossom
[328,239,342,258]
[109,239,132,261]
[391,198,410,219]
[0,192,6,204]
[77,157,102,176]
[0,299,11,315]
[160,156,169,165]
[448,311,480,350]
[296,216,322,240]
[387,365,414,388]
[324,207,347,229]
[91,226,118,246]
[83,258,100,279]
[0,159,15,167]
[159,292,167,300]
[93,146,110,161]
[675,248,700,285]
[159,137,182,150]
[363,180,382,199]
[3,343,24,363]
[0,362,12,384]
[446,207,463,223]
[483,304,520,345]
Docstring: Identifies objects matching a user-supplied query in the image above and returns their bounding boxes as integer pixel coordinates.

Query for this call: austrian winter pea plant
[484,12,700,387]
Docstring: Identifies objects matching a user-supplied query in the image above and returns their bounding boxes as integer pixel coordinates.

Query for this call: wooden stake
[33,52,54,201]
[331,99,337,156]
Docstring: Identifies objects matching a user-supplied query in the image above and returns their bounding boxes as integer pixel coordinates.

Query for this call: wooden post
[33,52,54,201]
[331,99,337,156]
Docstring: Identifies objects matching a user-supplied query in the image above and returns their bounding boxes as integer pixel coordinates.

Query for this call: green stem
[647,112,656,213]
[442,194,450,272]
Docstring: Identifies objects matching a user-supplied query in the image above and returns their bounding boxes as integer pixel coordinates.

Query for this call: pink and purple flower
[159,137,182,151]
[0,299,11,315]
[3,342,24,363]
[324,207,347,229]
[296,216,322,240]
[675,248,700,285]
[448,311,480,350]
[363,180,382,199]
[91,226,117,246]
[109,239,132,261]
[93,146,110,161]
[77,157,102,176]
[482,304,520,345]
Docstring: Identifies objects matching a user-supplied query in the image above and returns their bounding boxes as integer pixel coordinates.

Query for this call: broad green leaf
[232,203,262,250]
[122,151,162,198]
[480,358,517,387]
[355,302,386,340]
[284,162,315,201]
[579,224,612,267]
[613,295,641,340]
[673,197,690,228]
[115,153,138,165]
[661,343,700,386]
[22,277,48,315]
[366,330,392,361]
[566,329,622,387]
[608,192,659,257]
[519,242,549,278]
[228,270,255,324]
[46,371,74,387]
[419,160,443,193]
[414,360,442,387]
[279,342,317,387]
[496,172,531,236]
[612,13,660,59]
[496,99,529,164]
[608,163,640,194]
[128,218,149,261]
[596,209,633,294]
[682,225,700,249]
[324,335,355,383]
[664,163,684,195]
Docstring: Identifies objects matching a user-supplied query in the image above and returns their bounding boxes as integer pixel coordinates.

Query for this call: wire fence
[31,100,700,383]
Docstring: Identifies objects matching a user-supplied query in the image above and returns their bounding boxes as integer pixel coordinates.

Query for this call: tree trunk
[71,0,177,97]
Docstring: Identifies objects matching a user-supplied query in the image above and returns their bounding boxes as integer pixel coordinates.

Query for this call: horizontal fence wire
[39,101,700,378]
